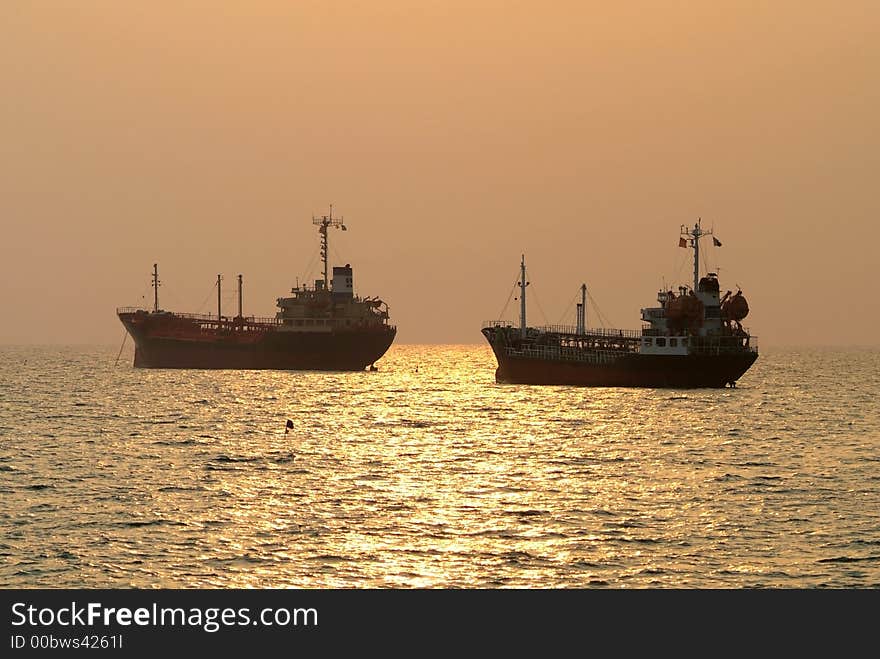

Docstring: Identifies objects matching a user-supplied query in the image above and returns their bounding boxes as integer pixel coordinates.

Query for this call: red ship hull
[119,311,396,371]
[491,350,757,388]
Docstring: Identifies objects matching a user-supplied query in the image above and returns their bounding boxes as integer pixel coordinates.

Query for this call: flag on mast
[679,237,687,248]
[713,237,722,247]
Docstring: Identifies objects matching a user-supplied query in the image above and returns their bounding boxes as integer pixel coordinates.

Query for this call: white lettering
[11,603,26,626]
[71,603,86,625]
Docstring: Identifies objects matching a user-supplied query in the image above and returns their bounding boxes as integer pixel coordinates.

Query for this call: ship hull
[483,329,757,388]
[120,313,396,371]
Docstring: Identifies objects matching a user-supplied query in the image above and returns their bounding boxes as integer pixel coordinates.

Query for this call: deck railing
[117,307,282,325]
[482,321,641,340]
[535,325,642,339]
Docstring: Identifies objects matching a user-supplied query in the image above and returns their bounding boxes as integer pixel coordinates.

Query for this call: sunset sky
[2,1,877,346]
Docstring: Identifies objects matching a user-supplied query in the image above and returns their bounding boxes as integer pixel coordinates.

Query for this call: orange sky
[2,1,878,346]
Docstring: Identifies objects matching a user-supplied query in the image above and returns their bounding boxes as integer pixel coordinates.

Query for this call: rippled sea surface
[1,344,878,588]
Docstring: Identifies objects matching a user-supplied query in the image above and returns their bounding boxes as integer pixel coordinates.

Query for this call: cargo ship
[117,207,396,370]
[481,220,758,388]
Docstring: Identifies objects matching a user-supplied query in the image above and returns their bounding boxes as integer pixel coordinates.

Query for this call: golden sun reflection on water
[2,345,879,587]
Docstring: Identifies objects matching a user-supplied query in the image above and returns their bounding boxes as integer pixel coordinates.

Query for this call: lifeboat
[721,291,749,322]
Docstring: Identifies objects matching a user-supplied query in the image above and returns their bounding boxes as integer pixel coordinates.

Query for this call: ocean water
[1,344,878,588]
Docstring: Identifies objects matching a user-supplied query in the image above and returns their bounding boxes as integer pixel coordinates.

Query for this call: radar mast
[313,205,347,290]
[680,218,714,291]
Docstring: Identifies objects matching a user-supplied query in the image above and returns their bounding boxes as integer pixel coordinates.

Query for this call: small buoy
[285,419,294,434]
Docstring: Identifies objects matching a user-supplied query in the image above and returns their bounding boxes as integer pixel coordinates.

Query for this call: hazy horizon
[3,2,878,347]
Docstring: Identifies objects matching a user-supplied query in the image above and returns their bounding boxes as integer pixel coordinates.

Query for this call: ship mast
[680,218,713,291]
[217,274,222,321]
[152,263,160,313]
[576,283,586,335]
[237,274,243,319]
[519,255,529,338]
[313,205,347,290]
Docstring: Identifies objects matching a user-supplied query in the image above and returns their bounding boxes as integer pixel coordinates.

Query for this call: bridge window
[656,338,666,347]
[670,338,678,347]
[643,338,652,346]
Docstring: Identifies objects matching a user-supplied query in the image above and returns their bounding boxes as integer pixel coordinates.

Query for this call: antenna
[313,204,346,289]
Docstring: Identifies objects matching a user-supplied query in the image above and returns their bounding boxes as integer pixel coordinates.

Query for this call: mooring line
[114,329,128,366]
